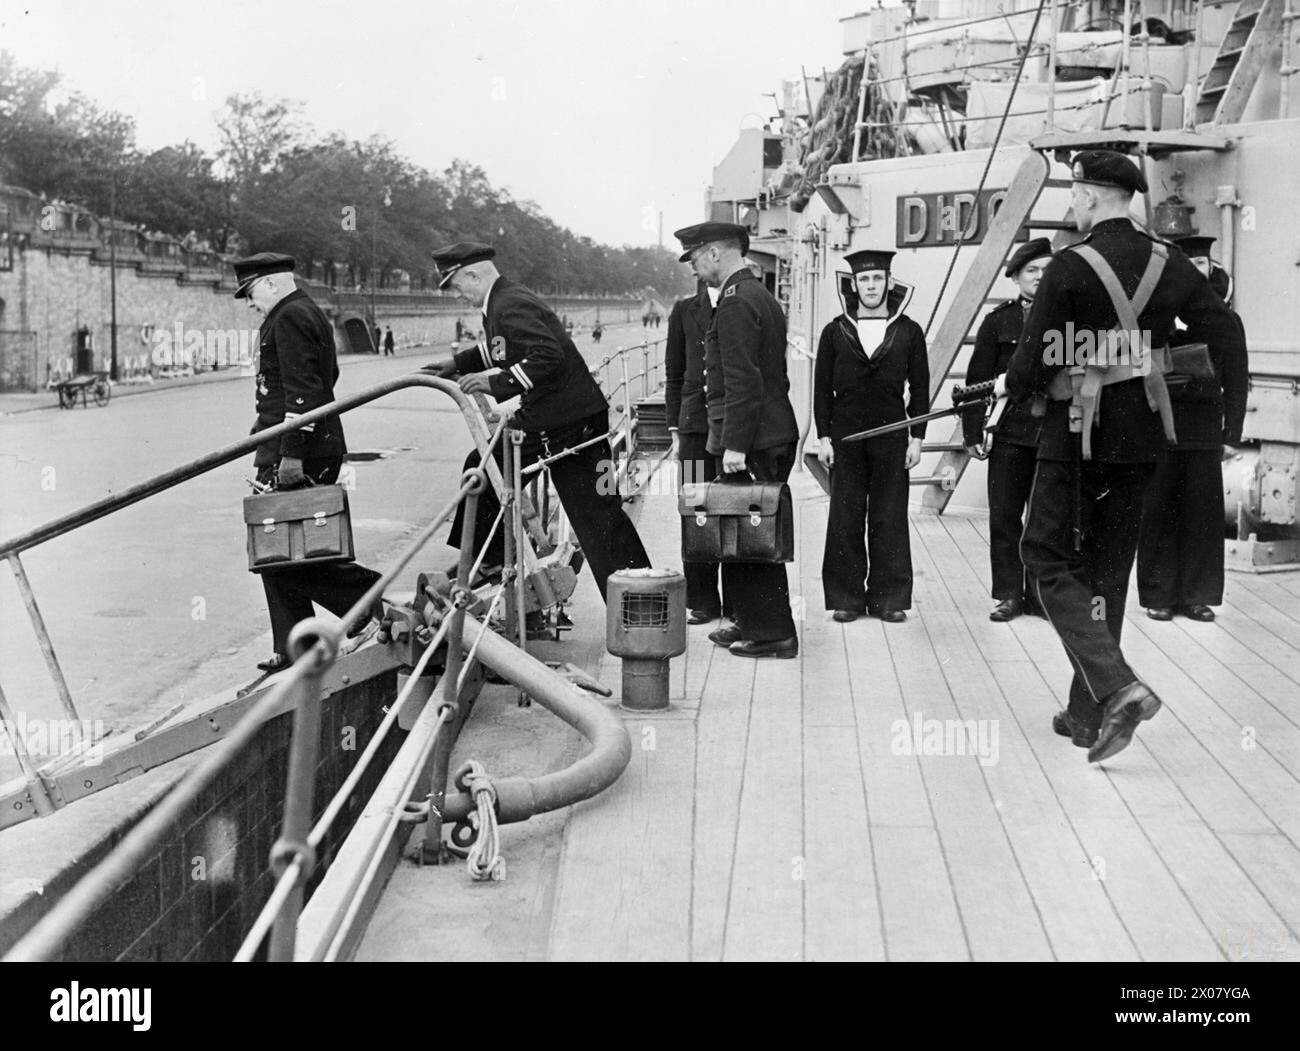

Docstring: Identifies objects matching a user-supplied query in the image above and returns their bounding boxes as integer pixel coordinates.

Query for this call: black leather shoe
[729,637,798,659]
[1180,604,1216,622]
[1088,681,1162,763]
[708,625,742,647]
[1146,607,1173,621]
[687,608,721,626]
[1052,710,1099,748]
[877,609,907,623]
[257,653,289,672]
[989,599,1022,622]
[832,609,861,623]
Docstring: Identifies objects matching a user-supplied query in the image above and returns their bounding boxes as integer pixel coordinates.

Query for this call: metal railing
[2,334,663,961]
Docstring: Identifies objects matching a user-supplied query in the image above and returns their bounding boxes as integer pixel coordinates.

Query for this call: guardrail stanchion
[8,553,81,733]
[512,430,528,674]
[0,680,57,816]
[420,462,480,864]
[266,627,331,962]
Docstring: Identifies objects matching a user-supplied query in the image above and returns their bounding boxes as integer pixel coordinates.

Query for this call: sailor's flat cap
[844,249,895,274]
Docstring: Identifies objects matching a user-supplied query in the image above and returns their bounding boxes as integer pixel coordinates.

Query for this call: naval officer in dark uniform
[676,222,800,659]
[1137,234,1249,622]
[236,253,383,673]
[1000,151,1246,763]
[424,242,650,601]
[813,249,929,622]
[665,277,727,623]
[960,238,1052,622]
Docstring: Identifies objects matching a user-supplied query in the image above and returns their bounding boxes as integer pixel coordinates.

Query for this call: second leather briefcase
[244,484,354,573]
[678,480,794,564]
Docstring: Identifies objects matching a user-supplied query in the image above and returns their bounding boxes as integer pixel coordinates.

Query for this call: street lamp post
[369,186,392,350]
[108,167,119,381]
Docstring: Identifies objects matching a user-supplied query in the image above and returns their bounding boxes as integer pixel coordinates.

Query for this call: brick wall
[43,672,406,962]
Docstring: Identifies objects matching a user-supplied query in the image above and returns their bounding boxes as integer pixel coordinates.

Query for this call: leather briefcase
[244,484,354,573]
[678,480,794,564]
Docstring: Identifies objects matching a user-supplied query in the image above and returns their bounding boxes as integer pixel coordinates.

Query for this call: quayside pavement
[361,461,1300,961]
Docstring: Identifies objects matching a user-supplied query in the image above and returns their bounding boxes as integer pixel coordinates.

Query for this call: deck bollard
[605,568,686,712]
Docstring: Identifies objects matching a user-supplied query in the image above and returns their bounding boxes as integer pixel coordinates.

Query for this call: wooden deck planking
[722,644,805,961]
[839,598,968,959]
[1218,592,1300,666]
[952,526,1293,962]
[689,650,754,961]
[914,516,1143,960]
[933,514,1229,959]
[536,462,1300,961]
[1229,571,1300,626]
[873,526,1048,960]
[1121,617,1300,843]
[797,495,886,960]
[549,716,696,961]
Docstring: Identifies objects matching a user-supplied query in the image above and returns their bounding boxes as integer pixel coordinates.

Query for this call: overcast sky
[0,0,854,246]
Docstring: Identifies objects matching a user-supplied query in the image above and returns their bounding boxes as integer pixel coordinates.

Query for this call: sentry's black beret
[1070,150,1148,194]
[1005,237,1053,278]
[430,242,496,289]
[844,249,895,274]
[232,252,295,298]
[674,221,750,262]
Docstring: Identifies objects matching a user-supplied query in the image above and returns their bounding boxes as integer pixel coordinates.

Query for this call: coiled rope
[458,759,505,881]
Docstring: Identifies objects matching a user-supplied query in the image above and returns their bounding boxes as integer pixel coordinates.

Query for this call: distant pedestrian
[383,326,395,356]
[372,325,382,353]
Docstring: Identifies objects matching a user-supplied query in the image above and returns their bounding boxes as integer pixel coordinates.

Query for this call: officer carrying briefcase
[678,478,794,564]
[244,482,355,573]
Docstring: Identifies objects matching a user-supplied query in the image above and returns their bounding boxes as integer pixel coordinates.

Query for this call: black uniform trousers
[987,440,1039,602]
[718,442,797,642]
[1137,447,1225,608]
[256,458,383,656]
[1020,457,1154,730]
[678,431,727,616]
[449,411,651,602]
[822,436,912,613]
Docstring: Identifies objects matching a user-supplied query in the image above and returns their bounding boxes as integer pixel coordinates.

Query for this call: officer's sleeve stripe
[510,363,533,390]
[480,340,492,370]
[284,410,315,432]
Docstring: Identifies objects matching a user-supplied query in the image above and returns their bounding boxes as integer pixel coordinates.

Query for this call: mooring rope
[458,759,505,881]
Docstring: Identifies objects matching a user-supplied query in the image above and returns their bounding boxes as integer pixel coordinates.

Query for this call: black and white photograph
[0,0,1295,1020]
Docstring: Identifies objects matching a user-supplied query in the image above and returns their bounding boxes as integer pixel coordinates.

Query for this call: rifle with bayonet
[841,379,1001,443]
